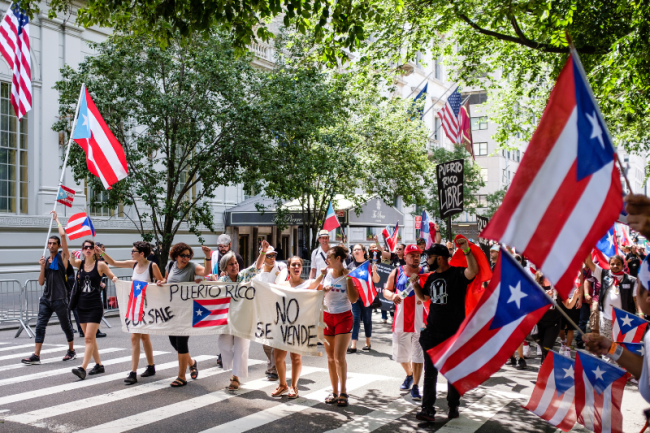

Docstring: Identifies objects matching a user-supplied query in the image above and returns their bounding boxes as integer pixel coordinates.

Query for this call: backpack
[133,261,154,282]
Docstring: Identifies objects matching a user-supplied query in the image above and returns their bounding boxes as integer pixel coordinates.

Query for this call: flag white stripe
[204,312,228,321]
[602,383,613,433]
[72,366,327,433]
[434,284,501,367]
[548,386,574,427]
[541,161,614,283]
[5,359,265,426]
[0,348,124,373]
[500,108,578,250]
[198,373,386,433]
[622,328,636,343]
[0,354,209,406]
[83,137,111,189]
[531,366,557,416]
[443,315,525,384]
[88,109,128,179]
[581,371,596,431]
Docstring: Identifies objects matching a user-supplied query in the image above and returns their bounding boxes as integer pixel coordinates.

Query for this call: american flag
[0,3,32,120]
[438,87,462,144]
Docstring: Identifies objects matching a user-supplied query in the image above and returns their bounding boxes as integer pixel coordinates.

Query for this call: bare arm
[194,263,209,277]
[584,333,643,378]
[434,223,442,244]
[38,257,46,286]
[584,253,596,272]
[372,264,380,284]
[309,268,316,279]
[346,277,360,303]
[383,269,401,305]
[152,263,163,282]
[52,211,69,269]
[410,273,430,302]
[457,238,479,280]
[307,269,327,290]
[98,248,136,269]
[98,262,117,280]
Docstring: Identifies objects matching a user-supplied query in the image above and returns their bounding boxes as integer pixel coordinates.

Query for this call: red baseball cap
[404,244,420,255]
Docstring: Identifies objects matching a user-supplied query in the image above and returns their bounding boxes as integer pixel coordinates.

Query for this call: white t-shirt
[593,265,637,320]
[280,279,314,290]
[310,247,329,274]
[323,270,351,314]
[255,262,287,284]
[639,332,650,403]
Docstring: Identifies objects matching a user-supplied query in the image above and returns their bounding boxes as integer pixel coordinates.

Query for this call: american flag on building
[438,87,462,144]
[0,3,32,120]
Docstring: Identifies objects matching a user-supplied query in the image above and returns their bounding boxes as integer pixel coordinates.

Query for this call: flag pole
[42,83,86,257]
[421,82,458,118]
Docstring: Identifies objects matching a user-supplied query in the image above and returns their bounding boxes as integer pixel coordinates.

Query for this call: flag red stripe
[402,296,415,333]
[85,89,128,173]
[85,134,121,186]
[193,318,228,327]
[205,308,229,317]
[609,376,626,432]
[197,298,231,306]
[633,324,648,342]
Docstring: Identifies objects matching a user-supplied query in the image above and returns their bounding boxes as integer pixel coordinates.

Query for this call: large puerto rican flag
[575,351,627,433]
[612,306,648,343]
[126,280,148,322]
[65,212,96,240]
[347,260,377,307]
[72,86,128,190]
[523,351,576,432]
[192,298,230,327]
[428,248,552,395]
[481,51,623,300]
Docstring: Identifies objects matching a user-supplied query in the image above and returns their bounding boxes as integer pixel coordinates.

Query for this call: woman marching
[271,256,325,398]
[212,240,269,391]
[159,242,211,387]
[99,241,164,385]
[322,246,360,407]
[69,239,118,380]
[346,244,380,354]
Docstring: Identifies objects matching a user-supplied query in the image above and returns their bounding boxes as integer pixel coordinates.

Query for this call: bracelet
[205,258,211,261]
[606,342,624,361]
[100,253,105,257]
[463,247,471,254]
[260,252,266,255]
[57,223,63,228]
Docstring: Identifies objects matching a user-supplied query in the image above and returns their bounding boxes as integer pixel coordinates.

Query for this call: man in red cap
[383,244,428,401]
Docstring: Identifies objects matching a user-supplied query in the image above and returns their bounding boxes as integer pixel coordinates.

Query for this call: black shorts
[559,303,581,331]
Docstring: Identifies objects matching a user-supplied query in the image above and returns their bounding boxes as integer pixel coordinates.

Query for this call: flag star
[195,309,202,316]
[563,365,575,379]
[81,113,89,131]
[507,281,528,309]
[621,314,633,327]
[593,366,605,380]
[640,346,646,356]
[606,231,614,249]
[586,111,605,149]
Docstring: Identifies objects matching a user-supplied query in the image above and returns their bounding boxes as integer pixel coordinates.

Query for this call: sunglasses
[82,245,94,250]
[266,254,277,259]
[178,254,191,259]
[131,250,140,254]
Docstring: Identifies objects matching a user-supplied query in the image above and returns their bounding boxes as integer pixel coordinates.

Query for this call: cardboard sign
[477,215,491,261]
[436,159,464,218]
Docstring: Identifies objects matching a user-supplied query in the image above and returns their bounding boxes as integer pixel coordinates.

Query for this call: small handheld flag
[65,212,96,240]
[322,202,340,232]
[612,306,648,343]
[592,226,619,270]
[619,342,645,356]
[348,260,377,307]
[126,280,148,322]
[382,222,400,253]
[56,185,76,208]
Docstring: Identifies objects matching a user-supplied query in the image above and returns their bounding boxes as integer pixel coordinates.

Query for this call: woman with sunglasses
[158,242,210,387]
[347,244,380,354]
[212,240,269,391]
[69,239,118,380]
[99,241,164,385]
[271,256,325,398]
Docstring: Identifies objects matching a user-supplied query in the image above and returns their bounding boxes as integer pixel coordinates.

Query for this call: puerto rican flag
[420,211,436,249]
[322,202,340,232]
[65,212,96,240]
[619,342,645,356]
[523,351,576,432]
[72,85,128,190]
[126,280,148,322]
[480,51,623,300]
[575,351,627,433]
[612,306,648,343]
[617,223,631,247]
[192,298,230,327]
[56,185,76,208]
[382,222,400,253]
[428,248,552,395]
[393,266,429,333]
[348,260,377,307]
[592,226,619,270]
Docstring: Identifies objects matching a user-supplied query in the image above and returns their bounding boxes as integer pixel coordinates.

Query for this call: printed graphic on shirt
[430,279,448,305]
[331,281,346,293]
[82,275,93,293]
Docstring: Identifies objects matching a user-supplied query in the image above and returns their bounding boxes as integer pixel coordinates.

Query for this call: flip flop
[170,377,187,387]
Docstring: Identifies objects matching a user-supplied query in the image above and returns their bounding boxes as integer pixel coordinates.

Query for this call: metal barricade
[21,279,44,338]
[300,260,311,279]
[102,276,131,327]
[0,279,32,338]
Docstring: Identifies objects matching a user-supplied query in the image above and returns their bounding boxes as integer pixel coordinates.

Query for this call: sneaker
[88,364,105,375]
[448,406,460,419]
[62,350,76,361]
[410,384,422,401]
[362,346,371,351]
[72,366,86,380]
[507,356,517,366]
[141,365,156,377]
[516,357,527,370]
[267,373,279,381]
[216,354,223,368]
[96,330,107,338]
[416,407,436,422]
[400,375,414,391]
[347,347,357,354]
[536,345,543,357]
[21,353,40,365]
[124,371,137,385]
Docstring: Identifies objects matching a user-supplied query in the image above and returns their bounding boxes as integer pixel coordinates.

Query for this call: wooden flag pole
[42,83,86,257]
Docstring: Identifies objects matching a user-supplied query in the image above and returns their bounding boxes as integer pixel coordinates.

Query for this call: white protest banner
[115,279,325,356]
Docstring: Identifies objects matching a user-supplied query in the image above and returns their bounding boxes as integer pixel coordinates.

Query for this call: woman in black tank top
[69,239,117,380]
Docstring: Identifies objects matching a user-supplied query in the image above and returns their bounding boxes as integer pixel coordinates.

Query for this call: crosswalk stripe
[0,348,124,373]
[324,396,419,433]
[5,359,266,426]
[73,366,327,433]
[199,372,389,433]
[0,344,59,353]
[0,346,69,362]
[0,353,208,407]
[0,351,168,387]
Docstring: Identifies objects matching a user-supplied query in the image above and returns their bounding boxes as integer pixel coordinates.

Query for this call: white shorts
[392,331,424,364]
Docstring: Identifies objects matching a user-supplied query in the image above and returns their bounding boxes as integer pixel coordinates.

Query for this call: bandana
[48,252,60,271]
[611,269,625,286]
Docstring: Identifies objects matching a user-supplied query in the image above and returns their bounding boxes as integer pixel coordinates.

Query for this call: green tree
[53,33,272,266]
[484,186,508,219]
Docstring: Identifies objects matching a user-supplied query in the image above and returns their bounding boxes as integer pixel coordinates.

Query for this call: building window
[471,116,488,130]
[461,92,488,105]
[0,83,27,214]
[88,187,123,217]
[434,117,441,141]
[434,59,441,79]
[474,142,488,156]
[517,150,521,162]
[481,168,488,182]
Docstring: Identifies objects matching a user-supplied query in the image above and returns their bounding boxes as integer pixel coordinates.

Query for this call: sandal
[227,376,240,391]
[190,360,199,380]
[337,393,349,407]
[170,377,187,387]
[271,384,289,397]
[288,386,299,399]
[325,393,338,404]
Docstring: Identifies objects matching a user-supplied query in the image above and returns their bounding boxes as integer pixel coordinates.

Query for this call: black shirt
[44,254,69,302]
[390,253,406,267]
[423,266,473,334]
[626,253,641,277]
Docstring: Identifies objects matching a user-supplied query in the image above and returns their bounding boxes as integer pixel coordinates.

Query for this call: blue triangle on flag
[192,301,211,327]
[551,352,575,396]
[72,90,91,140]
[490,250,553,330]
[577,351,626,394]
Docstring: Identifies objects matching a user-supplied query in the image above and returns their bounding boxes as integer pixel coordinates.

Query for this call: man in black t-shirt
[411,241,478,422]
[627,246,642,277]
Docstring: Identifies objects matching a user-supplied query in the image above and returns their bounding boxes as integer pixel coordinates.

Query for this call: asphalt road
[0,312,647,433]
